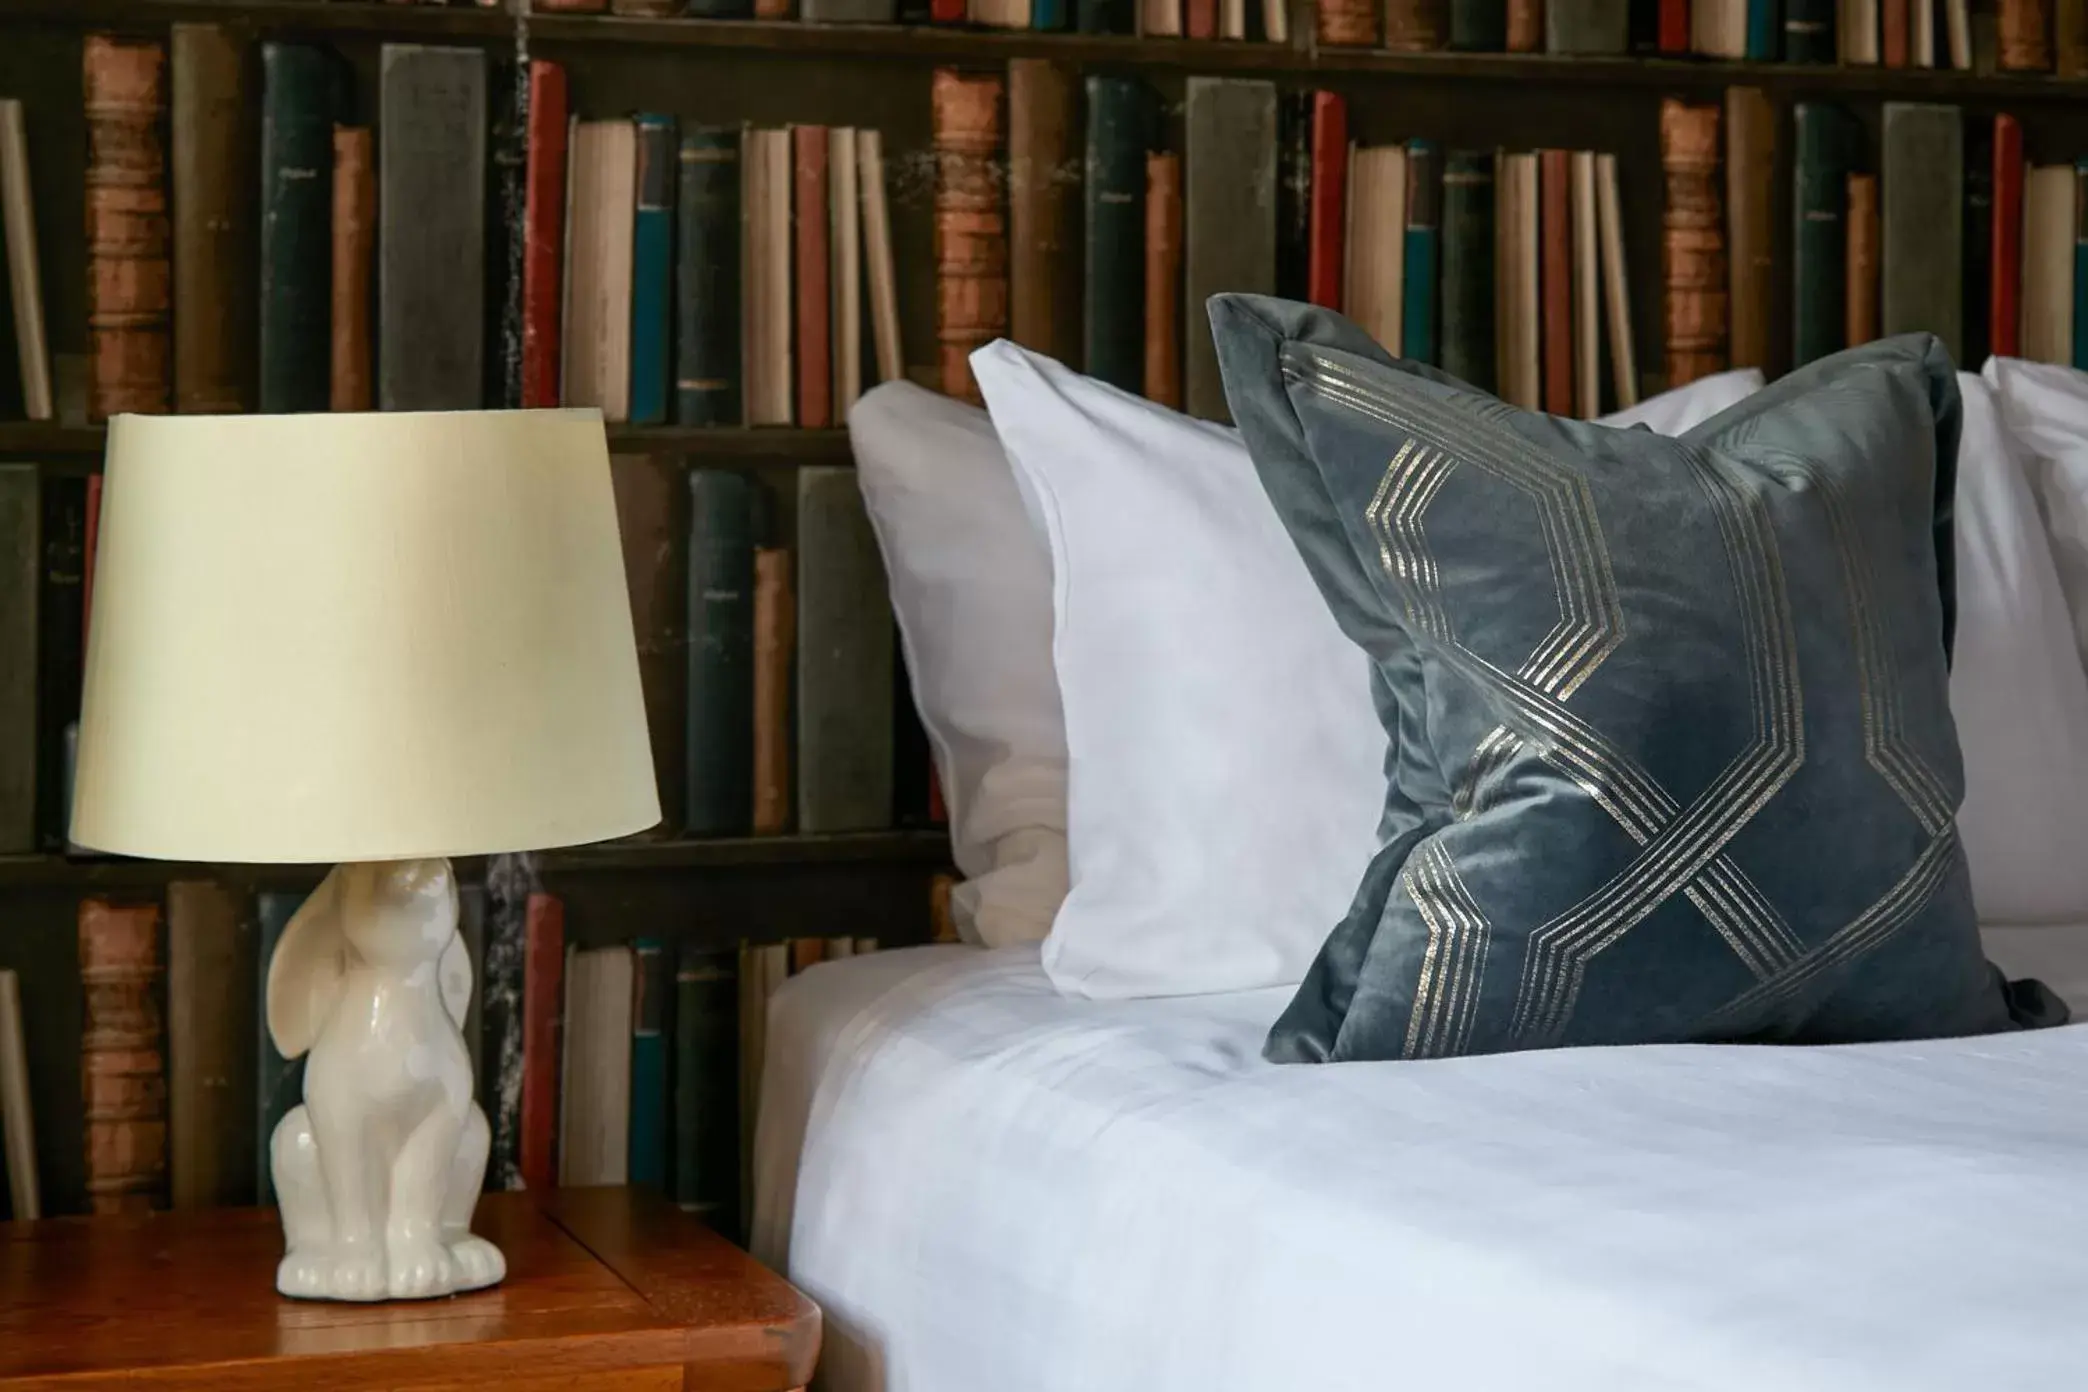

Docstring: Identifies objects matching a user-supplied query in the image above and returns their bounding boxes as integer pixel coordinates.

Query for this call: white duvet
[755,945,2088,1392]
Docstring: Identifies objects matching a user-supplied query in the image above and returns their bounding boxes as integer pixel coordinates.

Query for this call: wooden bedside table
[0,1187,818,1391]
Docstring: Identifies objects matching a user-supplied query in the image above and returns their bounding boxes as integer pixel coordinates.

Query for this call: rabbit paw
[304,1247,389,1302]
[386,1235,456,1300]
[276,1247,335,1300]
[447,1235,506,1291]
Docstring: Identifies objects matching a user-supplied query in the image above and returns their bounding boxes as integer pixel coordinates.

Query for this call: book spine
[2000,0,2053,66]
[743,129,790,427]
[859,130,904,387]
[629,114,676,427]
[1078,0,1136,27]
[478,871,525,1189]
[0,468,34,855]
[84,35,170,421]
[1009,60,1081,365]
[1791,103,1851,368]
[520,61,569,410]
[797,467,895,834]
[1451,0,1509,45]
[686,0,755,15]
[2075,160,2088,369]
[36,478,83,853]
[1386,0,1449,44]
[1307,92,1348,310]
[1660,98,1727,387]
[686,469,757,836]
[1034,0,1072,25]
[485,63,527,411]
[1879,101,1962,359]
[1508,0,1545,49]
[2021,164,2074,364]
[1725,86,1777,376]
[2061,0,2088,73]
[0,102,54,422]
[1993,113,2024,360]
[1082,76,1150,392]
[934,71,1007,405]
[1277,92,1312,302]
[1846,171,1880,346]
[676,127,742,426]
[1539,149,1573,414]
[80,899,165,1214]
[1882,0,1909,64]
[612,454,689,836]
[1783,0,1835,57]
[170,24,255,414]
[1595,152,1638,409]
[1547,0,1629,49]
[628,938,669,1190]
[1657,0,1690,48]
[1144,150,1184,409]
[752,545,795,835]
[792,127,831,431]
[1745,0,1780,55]
[1187,0,1219,36]
[253,891,306,1205]
[1962,120,1993,368]
[831,126,863,416]
[257,43,335,414]
[1440,150,1495,390]
[330,127,375,411]
[378,44,488,412]
[1403,140,1442,366]
[1184,78,1279,421]
[167,880,256,1211]
[1318,0,1382,40]
[673,946,739,1222]
[519,890,564,1193]
[932,0,966,19]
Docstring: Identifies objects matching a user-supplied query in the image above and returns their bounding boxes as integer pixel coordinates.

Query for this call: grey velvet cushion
[1209,293,2031,1063]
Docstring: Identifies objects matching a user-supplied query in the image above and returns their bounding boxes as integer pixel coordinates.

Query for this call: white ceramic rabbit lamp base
[266,858,506,1302]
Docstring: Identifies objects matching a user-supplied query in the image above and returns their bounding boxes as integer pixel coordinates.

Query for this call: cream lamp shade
[71,409,660,862]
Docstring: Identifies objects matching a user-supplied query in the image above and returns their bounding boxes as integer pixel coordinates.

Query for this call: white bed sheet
[755,943,2088,1392]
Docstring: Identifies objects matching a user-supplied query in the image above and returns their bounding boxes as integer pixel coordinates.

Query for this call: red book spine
[1306,92,1348,311]
[518,890,564,1192]
[1882,0,1910,64]
[1186,0,1219,35]
[794,126,832,431]
[931,0,965,23]
[1540,148,1573,417]
[1658,0,1689,49]
[1992,113,2024,359]
[520,61,570,410]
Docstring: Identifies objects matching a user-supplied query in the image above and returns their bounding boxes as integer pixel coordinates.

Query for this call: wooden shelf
[0,420,853,461]
[7,0,2088,99]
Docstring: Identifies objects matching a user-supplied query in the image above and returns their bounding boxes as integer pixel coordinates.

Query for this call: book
[2000,0,2052,66]
[797,468,895,833]
[688,469,757,836]
[735,940,788,1221]
[1691,0,1746,53]
[259,42,336,414]
[520,890,564,1192]
[1658,0,1688,50]
[1499,151,1541,410]
[790,938,827,974]
[1317,0,1378,40]
[521,61,569,410]
[1386,0,1449,46]
[933,71,1007,405]
[745,128,793,426]
[1010,61,1080,366]
[84,35,170,420]
[1404,140,1442,367]
[2076,160,2088,369]
[254,891,306,1206]
[676,126,741,426]
[1913,0,1936,64]
[1441,151,1495,391]
[1145,151,1184,409]
[1548,0,1630,50]
[1792,103,1855,369]
[1747,0,1781,57]
[794,125,833,430]
[805,0,897,17]
[1142,0,1184,33]
[2062,0,2088,73]
[1883,0,1909,63]
[0,467,32,854]
[1263,0,1293,38]
[80,899,165,1214]
[1784,0,1835,57]
[167,879,255,1211]
[558,945,633,1188]
[1964,119,1993,367]
[457,883,486,1085]
[1451,0,1509,44]
[0,969,37,1220]
[1539,149,1573,417]
[1037,0,1072,24]
[1308,92,1348,311]
[1184,78,1278,421]
[753,546,794,835]
[486,62,525,409]
[1880,102,1962,361]
[975,0,1033,21]
[563,119,638,423]
[0,102,51,421]
[687,0,754,14]
[170,24,255,415]
[480,863,526,1190]
[1570,150,1600,418]
[1221,0,1249,38]
[35,478,83,852]
[1084,76,1152,393]
[612,453,689,836]
[1080,0,1137,28]
[1660,99,1727,388]
[1187,0,1218,37]
[378,44,487,411]
[1842,0,1881,61]
[1277,92,1313,302]
[831,127,863,416]
[859,129,904,386]
[2021,164,2075,364]
[1595,152,1639,409]
[1725,86,1777,377]
[1847,172,1881,346]
[1946,0,1972,65]
[1993,113,2024,360]
[330,127,375,411]
[673,946,738,1219]
[628,114,676,427]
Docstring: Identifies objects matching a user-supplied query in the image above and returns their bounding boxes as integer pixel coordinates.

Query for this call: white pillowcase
[1982,357,2088,672]
[849,382,1066,948]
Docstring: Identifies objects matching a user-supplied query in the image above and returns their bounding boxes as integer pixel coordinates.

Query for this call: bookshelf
[0,420,855,458]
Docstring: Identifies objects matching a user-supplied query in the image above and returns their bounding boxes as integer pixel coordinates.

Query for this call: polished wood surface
[0,1188,819,1391]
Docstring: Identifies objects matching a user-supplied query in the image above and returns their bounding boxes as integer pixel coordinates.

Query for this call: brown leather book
[1144,151,1183,410]
[611,454,689,837]
[1881,0,1911,64]
[1385,0,1449,48]
[84,35,170,421]
[2000,0,2053,66]
[1317,0,1380,45]
[1507,0,1544,50]
[1724,86,1777,376]
[753,546,794,836]
[1660,99,1727,389]
[932,70,1006,405]
[1540,150,1573,417]
[1008,60,1080,365]
[793,126,831,430]
[167,880,255,1212]
[169,24,254,415]
[80,898,166,1215]
[331,126,375,412]
[1846,172,1879,347]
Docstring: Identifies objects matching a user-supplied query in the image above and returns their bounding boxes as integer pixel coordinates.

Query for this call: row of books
[348,0,1291,38]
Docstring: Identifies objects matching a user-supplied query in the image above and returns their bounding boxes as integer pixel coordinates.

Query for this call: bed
[755,937,2088,1392]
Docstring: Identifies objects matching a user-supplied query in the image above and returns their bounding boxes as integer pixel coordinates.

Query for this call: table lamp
[70,409,660,1303]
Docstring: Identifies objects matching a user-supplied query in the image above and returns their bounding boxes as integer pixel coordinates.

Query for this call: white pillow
[848,382,1066,948]
[1982,357,2088,671]
[1599,368,1765,433]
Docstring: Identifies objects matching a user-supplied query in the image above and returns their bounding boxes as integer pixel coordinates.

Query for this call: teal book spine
[1034,0,1070,26]
[672,945,739,1222]
[675,127,741,427]
[1439,150,1495,391]
[1401,140,1441,367]
[1792,103,1854,369]
[628,937,670,1189]
[1744,0,1778,57]
[628,114,675,427]
[2074,161,2088,371]
[685,469,756,834]
[258,43,339,414]
[254,890,309,1206]
[1083,77,1154,391]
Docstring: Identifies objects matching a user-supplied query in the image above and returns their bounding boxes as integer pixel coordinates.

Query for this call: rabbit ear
[437,928,471,1033]
[266,866,351,1061]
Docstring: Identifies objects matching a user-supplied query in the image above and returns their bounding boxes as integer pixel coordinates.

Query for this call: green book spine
[675,127,741,426]
[628,937,670,1189]
[1402,140,1441,367]
[0,467,34,854]
[1450,0,1508,48]
[685,469,756,834]
[254,889,309,1205]
[673,945,740,1222]
[1440,151,1495,391]
[1082,76,1153,391]
[258,43,339,413]
[1792,103,1854,369]
[796,467,894,833]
